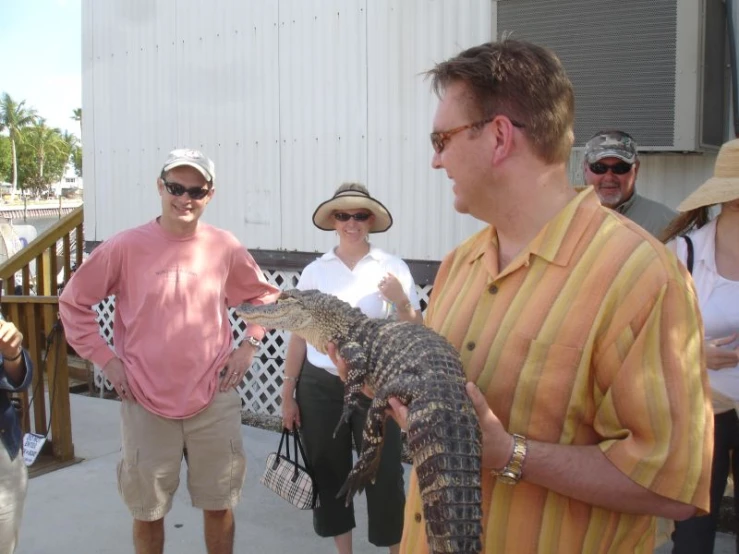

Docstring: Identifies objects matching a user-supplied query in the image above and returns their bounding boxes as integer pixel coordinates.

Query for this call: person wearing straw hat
[661,139,739,553]
[281,182,421,554]
[0,315,31,554]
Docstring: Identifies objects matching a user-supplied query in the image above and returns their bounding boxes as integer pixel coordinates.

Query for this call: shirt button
[488,284,499,294]
[466,342,476,351]
[414,513,422,523]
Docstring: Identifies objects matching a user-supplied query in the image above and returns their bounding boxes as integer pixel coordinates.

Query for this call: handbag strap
[682,235,694,274]
[290,429,318,506]
[292,429,313,473]
[277,427,290,459]
[277,428,315,477]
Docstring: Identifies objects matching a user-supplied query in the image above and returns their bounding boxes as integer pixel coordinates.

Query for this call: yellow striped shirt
[400,188,712,554]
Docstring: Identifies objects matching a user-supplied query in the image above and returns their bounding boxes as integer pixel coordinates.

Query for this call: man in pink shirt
[59,149,280,554]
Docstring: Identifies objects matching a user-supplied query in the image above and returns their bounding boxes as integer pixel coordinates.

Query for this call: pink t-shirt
[59,220,280,418]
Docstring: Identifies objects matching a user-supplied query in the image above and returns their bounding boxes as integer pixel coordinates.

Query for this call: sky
[0,0,81,137]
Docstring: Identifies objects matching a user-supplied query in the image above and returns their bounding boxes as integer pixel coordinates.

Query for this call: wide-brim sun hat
[312,182,393,233]
[678,138,739,211]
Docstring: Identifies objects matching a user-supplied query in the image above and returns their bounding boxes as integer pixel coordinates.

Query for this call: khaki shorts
[0,444,28,554]
[117,390,246,521]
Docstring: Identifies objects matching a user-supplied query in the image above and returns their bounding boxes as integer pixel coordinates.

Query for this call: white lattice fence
[92,270,433,416]
[92,297,117,395]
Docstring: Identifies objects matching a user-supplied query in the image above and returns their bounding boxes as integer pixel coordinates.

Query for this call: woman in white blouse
[661,139,739,553]
[280,183,422,554]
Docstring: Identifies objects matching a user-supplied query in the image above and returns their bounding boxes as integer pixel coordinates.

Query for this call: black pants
[672,409,739,553]
[296,359,405,547]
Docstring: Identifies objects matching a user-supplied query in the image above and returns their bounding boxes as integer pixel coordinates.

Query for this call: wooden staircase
[0,207,84,474]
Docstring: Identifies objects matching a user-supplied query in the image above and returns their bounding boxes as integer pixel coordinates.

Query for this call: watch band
[491,433,527,485]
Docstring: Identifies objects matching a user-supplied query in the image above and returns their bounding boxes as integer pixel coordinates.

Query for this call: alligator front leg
[333,341,367,437]
[337,394,389,505]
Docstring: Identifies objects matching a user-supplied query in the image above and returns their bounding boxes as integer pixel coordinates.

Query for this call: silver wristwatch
[244,336,261,349]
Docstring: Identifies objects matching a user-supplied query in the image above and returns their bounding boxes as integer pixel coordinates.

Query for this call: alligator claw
[333,408,352,438]
[337,468,368,506]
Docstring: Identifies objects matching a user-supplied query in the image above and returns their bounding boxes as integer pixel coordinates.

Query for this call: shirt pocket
[506,334,587,442]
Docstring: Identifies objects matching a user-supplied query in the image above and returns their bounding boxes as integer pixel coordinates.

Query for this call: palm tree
[25,119,64,183]
[0,93,38,200]
[60,130,78,160]
[59,130,79,185]
[71,107,82,131]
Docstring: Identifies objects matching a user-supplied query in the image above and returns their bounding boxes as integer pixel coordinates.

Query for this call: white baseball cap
[161,148,215,183]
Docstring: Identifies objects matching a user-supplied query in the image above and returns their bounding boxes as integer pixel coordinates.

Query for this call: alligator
[236,289,483,554]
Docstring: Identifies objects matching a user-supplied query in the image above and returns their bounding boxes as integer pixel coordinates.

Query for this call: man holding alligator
[333,39,712,553]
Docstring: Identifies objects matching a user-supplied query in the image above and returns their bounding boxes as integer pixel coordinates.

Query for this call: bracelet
[283,375,299,382]
[3,349,23,362]
[391,300,412,313]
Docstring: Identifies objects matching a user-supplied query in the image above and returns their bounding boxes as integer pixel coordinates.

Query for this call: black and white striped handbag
[260,428,318,510]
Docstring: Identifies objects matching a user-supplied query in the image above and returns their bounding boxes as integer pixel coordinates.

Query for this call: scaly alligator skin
[236,289,482,554]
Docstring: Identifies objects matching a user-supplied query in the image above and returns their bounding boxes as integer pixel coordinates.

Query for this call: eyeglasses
[430,116,526,154]
[588,161,633,175]
[162,180,211,200]
[333,212,371,222]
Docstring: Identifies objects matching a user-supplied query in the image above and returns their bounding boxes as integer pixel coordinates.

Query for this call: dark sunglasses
[430,116,526,154]
[588,161,633,175]
[333,212,371,222]
[162,180,211,200]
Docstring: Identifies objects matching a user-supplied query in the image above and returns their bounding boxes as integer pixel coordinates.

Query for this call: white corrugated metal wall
[366,0,493,260]
[82,0,284,249]
[82,0,493,260]
[277,0,369,253]
[83,0,717,261]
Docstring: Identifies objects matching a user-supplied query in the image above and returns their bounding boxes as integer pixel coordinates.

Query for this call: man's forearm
[522,440,696,520]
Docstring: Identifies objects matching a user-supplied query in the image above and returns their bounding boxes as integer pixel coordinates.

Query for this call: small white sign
[23,433,46,466]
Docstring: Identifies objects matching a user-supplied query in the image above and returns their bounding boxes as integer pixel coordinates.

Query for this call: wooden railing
[0,208,83,464]
[1,296,74,462]
[0,205,83,296]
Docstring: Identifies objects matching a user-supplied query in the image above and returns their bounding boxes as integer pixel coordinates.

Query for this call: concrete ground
[17,395,392,554]
[16,395,736,553]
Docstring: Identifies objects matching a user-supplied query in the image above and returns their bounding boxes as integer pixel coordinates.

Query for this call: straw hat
[312,183,393,233]
[678,139,739,211]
